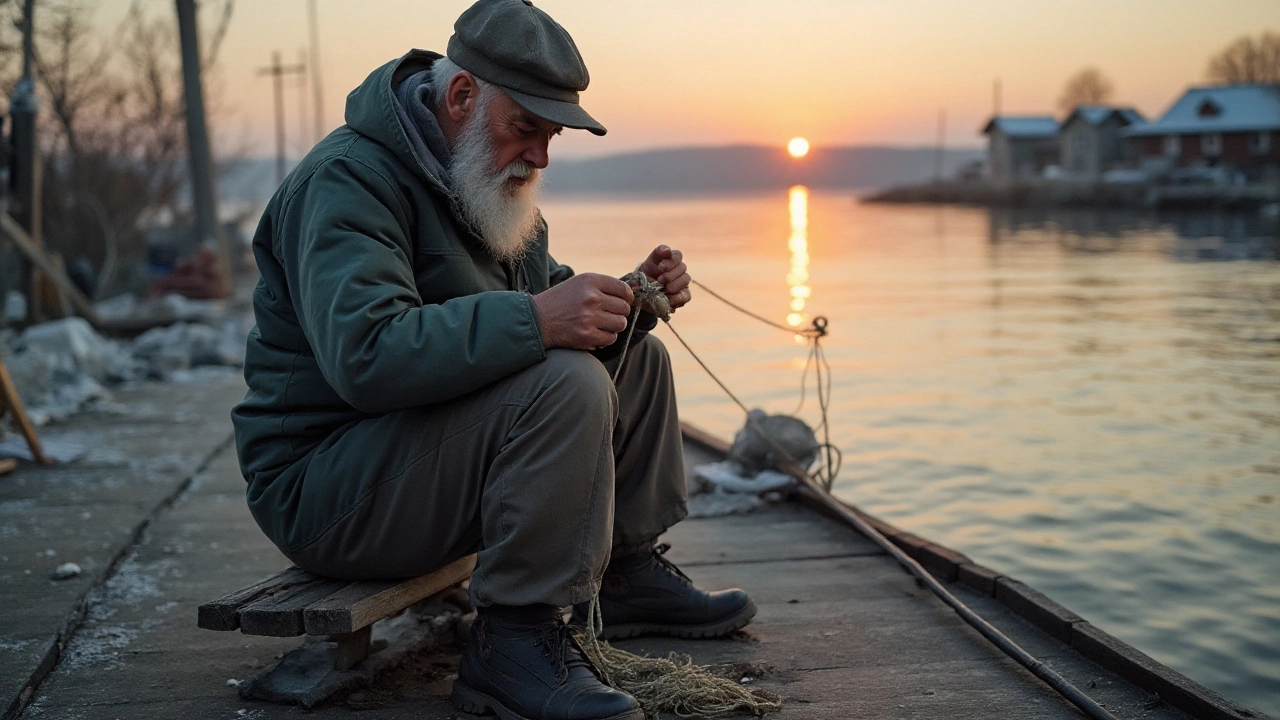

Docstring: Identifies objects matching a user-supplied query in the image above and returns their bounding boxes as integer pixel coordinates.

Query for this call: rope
[692,279,823,338]
[612,269,670,383]
[652,280,1118,720]
[580,589,780,718]
[683,279,840,489]
[576,621,783,719]
[580,271,781,718]
[597,275,1115,719]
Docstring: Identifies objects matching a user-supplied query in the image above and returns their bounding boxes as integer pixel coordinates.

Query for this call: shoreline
[863,179,1280,212]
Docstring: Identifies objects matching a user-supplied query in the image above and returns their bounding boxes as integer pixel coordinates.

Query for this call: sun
[787,137,810,158]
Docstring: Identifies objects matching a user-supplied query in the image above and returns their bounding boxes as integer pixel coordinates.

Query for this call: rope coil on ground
[578,595,782,719]
[580,587,781,718]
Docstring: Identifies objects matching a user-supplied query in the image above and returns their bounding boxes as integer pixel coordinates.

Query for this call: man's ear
[446,72,477,124]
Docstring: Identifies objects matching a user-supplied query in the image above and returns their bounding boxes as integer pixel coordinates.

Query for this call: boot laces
[533,619,597,682]
[650,542,693,584]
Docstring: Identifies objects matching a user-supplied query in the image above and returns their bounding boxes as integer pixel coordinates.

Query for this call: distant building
[1125,84,1280,181]
[1059,106,1145,182]
[981,116,1059,184]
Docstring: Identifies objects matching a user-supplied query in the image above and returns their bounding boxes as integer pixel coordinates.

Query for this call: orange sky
[97,0,1279,159]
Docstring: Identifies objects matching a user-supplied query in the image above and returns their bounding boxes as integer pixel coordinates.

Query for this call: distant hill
[217,145,987,206]
[542,144,984,195]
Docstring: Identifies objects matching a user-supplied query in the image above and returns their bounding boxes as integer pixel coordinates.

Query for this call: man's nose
[523,138,550,169]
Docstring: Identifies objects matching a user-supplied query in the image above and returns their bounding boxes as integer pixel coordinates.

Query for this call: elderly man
[231,1,754,718]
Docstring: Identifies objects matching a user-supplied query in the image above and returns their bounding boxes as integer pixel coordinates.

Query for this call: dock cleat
[452,605,643,720]
[575,543,756,640]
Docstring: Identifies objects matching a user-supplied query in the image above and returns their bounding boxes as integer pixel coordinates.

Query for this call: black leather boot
[452,605,643,720]
[575,543,756,640]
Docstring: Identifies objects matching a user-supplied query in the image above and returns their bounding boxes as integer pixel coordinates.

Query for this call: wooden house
[1059,106,1145,182]
[981,116,1059,184]
[1124,84,1280,181]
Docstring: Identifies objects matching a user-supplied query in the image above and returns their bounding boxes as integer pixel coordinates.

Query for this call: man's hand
[532,273,635,350]
[637,245,692,313]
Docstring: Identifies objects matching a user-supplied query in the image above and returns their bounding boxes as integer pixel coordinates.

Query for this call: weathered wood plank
[239,577,352,637]
[995,577,1085,643]
[332,626,373,671]
[0,357,50,466]
[303,554,477,635]
[661,502,881,566]
[957,561,1004,596]
[1071,622,1262,720]
[197,566,316,631]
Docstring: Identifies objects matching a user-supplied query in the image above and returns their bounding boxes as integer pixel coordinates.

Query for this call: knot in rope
[622,269,671,322]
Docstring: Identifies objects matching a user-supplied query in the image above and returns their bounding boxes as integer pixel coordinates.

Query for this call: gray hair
[430,56,499,109]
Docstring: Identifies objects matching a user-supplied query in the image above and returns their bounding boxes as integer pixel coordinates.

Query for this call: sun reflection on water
[786,185,810,338]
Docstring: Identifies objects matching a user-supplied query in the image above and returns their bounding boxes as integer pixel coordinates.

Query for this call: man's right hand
[532,273,635,351]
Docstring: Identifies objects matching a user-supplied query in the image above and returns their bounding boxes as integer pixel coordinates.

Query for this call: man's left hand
[637,245,691,314]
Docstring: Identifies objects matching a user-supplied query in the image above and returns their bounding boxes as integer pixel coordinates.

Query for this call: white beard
[450,93,543,262]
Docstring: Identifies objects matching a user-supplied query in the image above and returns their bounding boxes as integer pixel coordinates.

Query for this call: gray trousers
[280,335,689,608]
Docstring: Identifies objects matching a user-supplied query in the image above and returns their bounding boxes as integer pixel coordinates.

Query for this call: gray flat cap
[448,0,606,136]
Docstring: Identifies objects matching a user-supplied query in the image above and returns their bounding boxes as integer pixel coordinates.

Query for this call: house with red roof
[1125,85,1280,181]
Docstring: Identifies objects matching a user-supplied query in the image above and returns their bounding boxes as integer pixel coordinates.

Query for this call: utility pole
[258,52,306,186]
[9,0,41,320]
[297,49,309,154]
[175,0,225,271]
[308,0,325,144]
[935,108,947,182]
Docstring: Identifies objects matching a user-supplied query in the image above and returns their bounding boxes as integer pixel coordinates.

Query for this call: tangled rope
[617,272,841,490]
[576,270,785,718]
[576,597,781,719]
[613,269,670,382]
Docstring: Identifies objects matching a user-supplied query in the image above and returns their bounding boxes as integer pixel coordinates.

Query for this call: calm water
[541,192,1280,715]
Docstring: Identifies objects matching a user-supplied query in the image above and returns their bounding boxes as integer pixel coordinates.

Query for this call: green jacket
[232,51,572,490]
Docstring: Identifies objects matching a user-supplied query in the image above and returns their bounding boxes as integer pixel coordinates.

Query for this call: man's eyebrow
[516,112,561,133]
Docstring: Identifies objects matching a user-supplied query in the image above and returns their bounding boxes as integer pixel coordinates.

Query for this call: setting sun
[787,137,810,158]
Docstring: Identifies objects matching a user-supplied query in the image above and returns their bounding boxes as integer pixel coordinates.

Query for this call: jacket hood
[345,49,449,193]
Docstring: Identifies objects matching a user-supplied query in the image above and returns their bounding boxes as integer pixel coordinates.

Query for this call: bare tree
[0,0,21,86]
[1206,31,1280,85]
[1057,67,1114,115]
[0,0,234,297]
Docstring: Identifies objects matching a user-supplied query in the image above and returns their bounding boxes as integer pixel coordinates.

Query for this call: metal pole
[935,108,946,181]
[9,0,41,321]
[308,0,324,143]
[258,53,305,186]
[297,49,309,154]
[272,51,286,186]
[175,0,225,265]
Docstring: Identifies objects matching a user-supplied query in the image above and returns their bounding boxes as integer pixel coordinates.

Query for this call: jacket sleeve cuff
[523,292,548,361]
[591,310,658,362]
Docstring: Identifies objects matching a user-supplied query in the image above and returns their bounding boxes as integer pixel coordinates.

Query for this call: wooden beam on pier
[0,214,101,328]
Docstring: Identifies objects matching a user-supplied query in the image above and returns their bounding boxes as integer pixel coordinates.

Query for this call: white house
[982,116,1059,184]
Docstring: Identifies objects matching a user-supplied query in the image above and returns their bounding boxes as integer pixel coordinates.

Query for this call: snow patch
[0,311,249,429]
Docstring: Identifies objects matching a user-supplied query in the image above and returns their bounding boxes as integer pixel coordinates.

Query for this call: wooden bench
[198,554,476,671]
